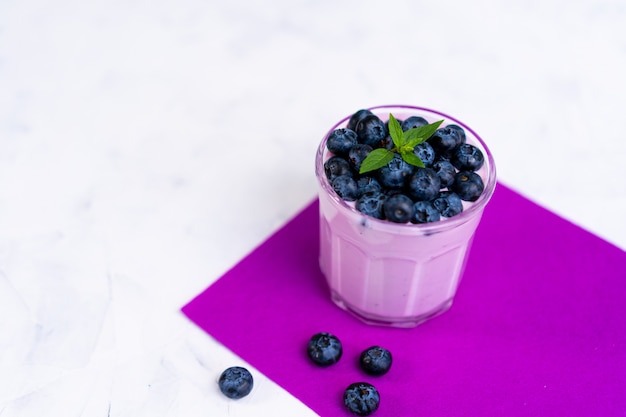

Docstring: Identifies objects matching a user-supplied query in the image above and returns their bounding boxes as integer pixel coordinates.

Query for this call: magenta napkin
[182,183,626,416]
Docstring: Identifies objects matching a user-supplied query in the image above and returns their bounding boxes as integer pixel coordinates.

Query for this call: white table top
[1,1,624,415]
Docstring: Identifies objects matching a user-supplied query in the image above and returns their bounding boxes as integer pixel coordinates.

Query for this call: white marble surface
[1,0,625,415]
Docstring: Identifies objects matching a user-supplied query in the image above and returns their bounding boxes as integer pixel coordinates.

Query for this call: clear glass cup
[315,105,497,328]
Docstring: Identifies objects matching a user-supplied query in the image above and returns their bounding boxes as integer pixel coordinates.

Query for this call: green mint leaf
[359,148,394,174]
[405,137,425,149]
[404,119,444,145]
[357,117,445,174]
[400,149,425,168]
[387,113,405,149]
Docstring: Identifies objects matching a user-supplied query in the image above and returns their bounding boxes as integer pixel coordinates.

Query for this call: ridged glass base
[331,291,454,328]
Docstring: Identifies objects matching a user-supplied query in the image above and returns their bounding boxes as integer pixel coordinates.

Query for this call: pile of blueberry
[323,109,486,224]
[307,332,391,416]
[217,332,391,415]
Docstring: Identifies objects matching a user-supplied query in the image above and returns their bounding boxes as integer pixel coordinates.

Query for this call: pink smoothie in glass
[315,105,496,327]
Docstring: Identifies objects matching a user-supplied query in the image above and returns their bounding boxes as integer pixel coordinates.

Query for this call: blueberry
[432,159,457,189]
[379,135,393,150]
[324,156,352,181]
[331,175,359,201]
[451,171,484,201]
[433,191,464,218]
[428,126,463,156]
[355,114,388,148]
[218,366,254,399]
[383,188,404,197]
[401,115,428,131]
[411,200,441,224]
[447,124,467,144]
[383,193,414,223]
[412,142,435,167]
[359,346,392,376]
[406,167,441,201]
[344,382,380,416]
[327,128,358,157]
[348,144,373,173]
[356,191,387,220]
[356,176,382,197]
[451,143,484,171]
[377,154,413,189]
[347,109,374,132]
[307,332,342,366]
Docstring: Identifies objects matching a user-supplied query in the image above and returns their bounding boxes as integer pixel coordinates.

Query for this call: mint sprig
[359,114,443,174]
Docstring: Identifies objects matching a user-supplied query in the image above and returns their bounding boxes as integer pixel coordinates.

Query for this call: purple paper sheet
[182,183,626,416]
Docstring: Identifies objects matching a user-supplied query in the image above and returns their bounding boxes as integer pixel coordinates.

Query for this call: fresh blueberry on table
[451,171,485,201]
[356,191,387,220]
[412,200,441,224]
[218,366,254,399]
[433,191,464,217]
[307,332,343,366]
[344,382,380,416]
[406,167,441,201]
[432,159,457,189]
[355,114,389,148]
[331,175,359,201]
[324,156,352,181]
[327,128,358,157]
[359,346,392,376]
[383,193,414,223]
[451,143,484,171]
[377,154,413,189]
[347,109,374,132]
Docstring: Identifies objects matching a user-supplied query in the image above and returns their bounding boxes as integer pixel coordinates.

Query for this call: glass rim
[315,104,497,234]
